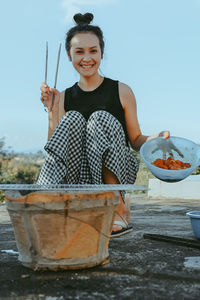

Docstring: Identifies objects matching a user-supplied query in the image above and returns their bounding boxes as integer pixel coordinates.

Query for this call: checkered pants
[37,110,139,194]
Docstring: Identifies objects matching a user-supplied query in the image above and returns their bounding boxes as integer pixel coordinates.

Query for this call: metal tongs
[43,41,61,111]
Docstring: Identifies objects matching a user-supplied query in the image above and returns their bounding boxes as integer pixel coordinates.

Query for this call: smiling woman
[38,12,170,237]
[68,33,102,83]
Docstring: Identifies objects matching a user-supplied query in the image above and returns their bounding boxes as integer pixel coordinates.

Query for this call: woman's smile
[80,63,95,69]
[69,33,101,78]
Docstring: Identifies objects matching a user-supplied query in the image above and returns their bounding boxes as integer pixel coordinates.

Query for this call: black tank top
[64,77,129,145]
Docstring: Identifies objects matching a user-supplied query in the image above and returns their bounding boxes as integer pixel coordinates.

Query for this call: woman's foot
[111,193,132,237]
[101,164,132,237]
[111,220,133,237]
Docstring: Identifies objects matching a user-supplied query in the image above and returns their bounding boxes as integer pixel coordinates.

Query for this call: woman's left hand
[147,130,170,142]
[158,130,170,140]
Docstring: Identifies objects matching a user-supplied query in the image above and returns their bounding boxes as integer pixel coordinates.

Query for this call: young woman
[38,13,170,237]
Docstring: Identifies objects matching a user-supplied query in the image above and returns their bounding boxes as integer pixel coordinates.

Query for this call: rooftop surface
[1,194,200,300]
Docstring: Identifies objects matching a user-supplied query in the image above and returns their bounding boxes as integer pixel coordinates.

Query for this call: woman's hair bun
[73,13,94,25]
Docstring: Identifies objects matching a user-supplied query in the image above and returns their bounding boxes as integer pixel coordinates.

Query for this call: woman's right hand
[40,82,60,112]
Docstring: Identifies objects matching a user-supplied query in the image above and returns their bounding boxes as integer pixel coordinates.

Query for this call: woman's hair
[65,13,105,58]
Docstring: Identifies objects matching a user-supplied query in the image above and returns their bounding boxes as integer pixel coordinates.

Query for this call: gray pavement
[1,195,200,299]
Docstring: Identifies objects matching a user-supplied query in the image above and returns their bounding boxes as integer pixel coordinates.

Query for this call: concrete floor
[1,195,200,300]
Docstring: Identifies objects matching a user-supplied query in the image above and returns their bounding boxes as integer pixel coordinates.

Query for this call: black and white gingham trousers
[37,110,139,195]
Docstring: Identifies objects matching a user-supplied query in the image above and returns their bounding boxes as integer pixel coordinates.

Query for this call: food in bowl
[152,157,191,170]
[140,136,200,182]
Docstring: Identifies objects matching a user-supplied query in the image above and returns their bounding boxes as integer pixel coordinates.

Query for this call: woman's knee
[87,110,124,138]
[62,110,86,129]
[88,110,113,123]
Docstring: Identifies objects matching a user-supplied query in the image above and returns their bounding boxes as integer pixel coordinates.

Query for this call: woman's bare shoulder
[118,81,131,92]
[118,81,136,107]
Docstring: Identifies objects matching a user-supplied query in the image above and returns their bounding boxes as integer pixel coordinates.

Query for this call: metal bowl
[140,136,200,182]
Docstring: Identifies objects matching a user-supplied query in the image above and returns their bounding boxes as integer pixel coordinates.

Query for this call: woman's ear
[67,51,72,61]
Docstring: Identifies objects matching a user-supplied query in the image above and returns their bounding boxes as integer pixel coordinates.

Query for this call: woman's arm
[47,91,66,140]
[48,103,59,140]
[119,82,170,151]
[40,83,65,140]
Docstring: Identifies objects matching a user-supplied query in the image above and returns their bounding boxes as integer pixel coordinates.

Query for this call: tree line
[0,138,44,201]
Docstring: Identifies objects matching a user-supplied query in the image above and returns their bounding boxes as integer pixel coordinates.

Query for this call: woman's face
[68,32,102,78]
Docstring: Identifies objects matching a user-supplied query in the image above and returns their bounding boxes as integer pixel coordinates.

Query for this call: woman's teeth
[81,65,93,69]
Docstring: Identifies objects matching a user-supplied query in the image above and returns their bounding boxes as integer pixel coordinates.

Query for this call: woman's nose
[82,53,91,61]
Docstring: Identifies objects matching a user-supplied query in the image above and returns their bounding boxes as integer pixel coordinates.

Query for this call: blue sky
[0,0,199,152]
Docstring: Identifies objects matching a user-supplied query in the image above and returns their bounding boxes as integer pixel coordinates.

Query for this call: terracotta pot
[5,190,120,270]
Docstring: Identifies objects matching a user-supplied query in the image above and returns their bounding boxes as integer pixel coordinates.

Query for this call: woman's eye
[91,50,97,53]
[76,51,83,54]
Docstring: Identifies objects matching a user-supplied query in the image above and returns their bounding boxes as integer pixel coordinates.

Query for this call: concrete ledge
[148,175,200,200]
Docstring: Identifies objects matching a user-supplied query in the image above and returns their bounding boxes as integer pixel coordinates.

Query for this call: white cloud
[61,0,115,23]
